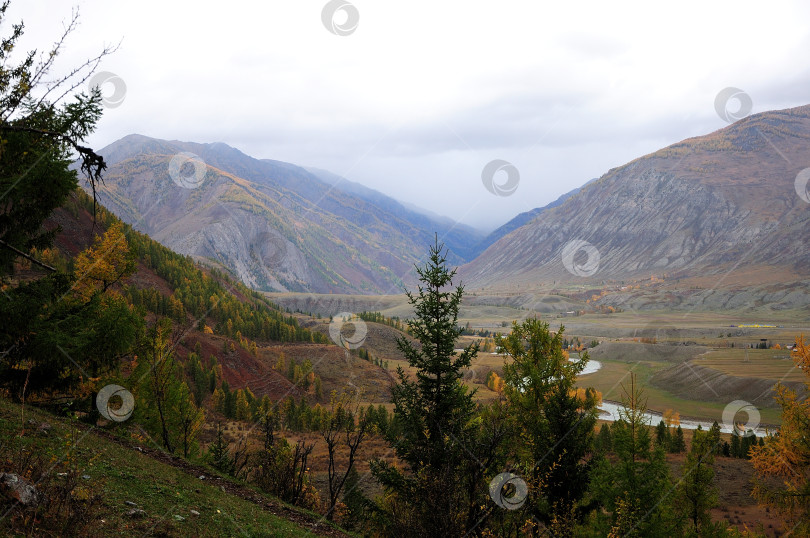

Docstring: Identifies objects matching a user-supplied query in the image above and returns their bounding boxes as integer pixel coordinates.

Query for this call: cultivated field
[695,348,805,381]
[282,291,810,428]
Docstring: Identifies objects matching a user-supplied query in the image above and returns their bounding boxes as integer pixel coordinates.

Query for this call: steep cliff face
[87,135,481,294]
[462,105,810,290]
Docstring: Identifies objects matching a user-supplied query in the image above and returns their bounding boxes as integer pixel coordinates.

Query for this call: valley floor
[286,296,810,429]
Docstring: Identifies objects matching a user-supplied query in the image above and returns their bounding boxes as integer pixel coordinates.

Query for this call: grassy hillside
[0,397,347,537]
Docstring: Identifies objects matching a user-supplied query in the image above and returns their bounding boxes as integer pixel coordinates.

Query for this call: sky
[7,1,810,232]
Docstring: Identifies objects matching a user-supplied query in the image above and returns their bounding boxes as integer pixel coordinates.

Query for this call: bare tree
[290,440,315,506]
[321,390,369,520]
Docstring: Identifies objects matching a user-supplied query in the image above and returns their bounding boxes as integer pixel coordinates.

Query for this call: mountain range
[463,105,810,298]
[88,134,484,294]
[86,105,810,303]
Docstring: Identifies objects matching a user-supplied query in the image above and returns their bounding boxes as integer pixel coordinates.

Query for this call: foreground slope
[0,397,346,537]
[462,104,810,307]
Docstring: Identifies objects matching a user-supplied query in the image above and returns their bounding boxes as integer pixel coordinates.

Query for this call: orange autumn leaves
[485,370,602,406]
[750,336,810,533]
[72,221,136,301]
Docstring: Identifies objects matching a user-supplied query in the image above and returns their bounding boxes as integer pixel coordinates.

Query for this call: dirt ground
[706,455,785,536]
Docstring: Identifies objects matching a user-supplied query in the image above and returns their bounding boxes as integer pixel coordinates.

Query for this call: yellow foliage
[663,408,680,426]
[235,389,251,420]
[796,337,810,370]
[73,221,135,300]
[750,336,810,532]
[211,388,225,413]
[274,352,286,371]
[486,371,505,393]
[568,387,602,406]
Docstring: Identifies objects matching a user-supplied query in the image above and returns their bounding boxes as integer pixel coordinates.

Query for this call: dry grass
[263,343,394,403]
[582,358,785,424]
[695,348,805,382]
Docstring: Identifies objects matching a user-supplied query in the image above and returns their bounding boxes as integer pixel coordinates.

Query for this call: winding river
[572,357,771,437]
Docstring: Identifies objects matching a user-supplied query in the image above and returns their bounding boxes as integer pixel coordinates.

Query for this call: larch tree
[175,380,205,458]
[675,425,718,533]
[0,213,140,396]
[135,318,176,452]
[750,336,810,535]
[73,221,136,300]
[590,374,679,537]
[235,389,251,420]
[497,319,599,534]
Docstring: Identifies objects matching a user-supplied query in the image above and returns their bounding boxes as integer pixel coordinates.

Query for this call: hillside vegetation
[0,397,344,537]
[86,134,483,294]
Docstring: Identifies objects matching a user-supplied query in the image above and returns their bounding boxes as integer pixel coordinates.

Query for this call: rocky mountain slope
[467,182,592,260]
[305,166,484,261]
[86,135,482,294]
[461,105,810,299]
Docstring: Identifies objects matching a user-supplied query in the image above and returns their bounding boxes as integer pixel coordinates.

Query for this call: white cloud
[7,0,810,231]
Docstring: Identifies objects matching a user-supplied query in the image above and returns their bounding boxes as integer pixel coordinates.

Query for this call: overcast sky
[8,1,810,232]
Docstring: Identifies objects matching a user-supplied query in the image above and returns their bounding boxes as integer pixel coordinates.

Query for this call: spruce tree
[731,430,741,458]
[595,423,613,454]
[208,422,234,474]
[740,431,754,459]
[670,425,686,453]
[0,4,110,277]
[1,221,140,395]
[342,467,368,530]
[655,420,670,448]
[370,238,480,536]
[708,420,722,455]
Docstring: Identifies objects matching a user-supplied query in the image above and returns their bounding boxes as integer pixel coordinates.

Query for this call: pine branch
[0,238,56,272]
[0,124,107,219]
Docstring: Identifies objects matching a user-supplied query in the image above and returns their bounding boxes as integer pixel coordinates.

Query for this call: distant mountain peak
[461,103,810,294]
[88,136,485,294]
